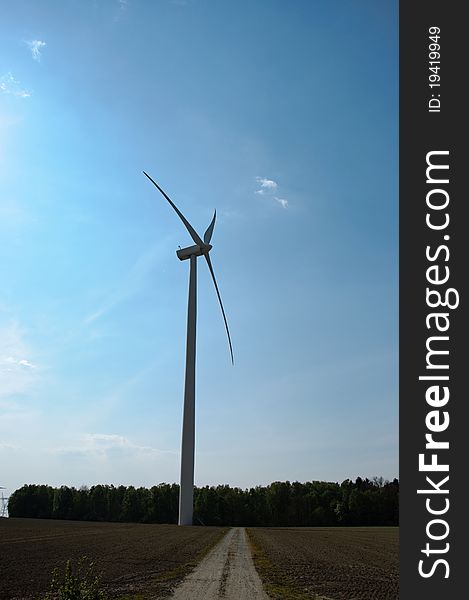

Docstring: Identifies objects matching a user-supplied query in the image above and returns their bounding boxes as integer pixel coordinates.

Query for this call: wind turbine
[143,171,234,526]
[0,487,8,518]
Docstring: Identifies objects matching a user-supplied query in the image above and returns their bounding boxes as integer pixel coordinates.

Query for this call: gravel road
[170,527,268,599]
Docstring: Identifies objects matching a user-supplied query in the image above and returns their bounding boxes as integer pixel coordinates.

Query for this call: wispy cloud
[114,0,129,21]
[0,441,19,450]
[26,40,46,62]
[218,208,242,223]
[53,433,175,457]
[0,322,39,398]
[255,176,289,208]
[275,197,289,209]
[84,242,165,324]
[255,176,278,195]
[0,73,31,98]
[4,357,37,369]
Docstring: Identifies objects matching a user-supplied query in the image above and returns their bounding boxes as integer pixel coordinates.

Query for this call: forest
[8,477,398,527]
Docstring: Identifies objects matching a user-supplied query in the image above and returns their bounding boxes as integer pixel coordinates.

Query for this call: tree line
[8,477,398,526]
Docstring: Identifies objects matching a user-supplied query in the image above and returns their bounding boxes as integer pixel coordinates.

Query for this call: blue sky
[1,0,398,495]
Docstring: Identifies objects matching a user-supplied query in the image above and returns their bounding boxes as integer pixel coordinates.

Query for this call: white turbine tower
[143,172,234,526]
[0,487,8,518]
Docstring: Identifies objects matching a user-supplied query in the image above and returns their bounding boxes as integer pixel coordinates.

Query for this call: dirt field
[247,526,399,600]
[0,518,226,599]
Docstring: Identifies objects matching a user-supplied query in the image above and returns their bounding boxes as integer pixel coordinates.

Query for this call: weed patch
[42,557,107,600]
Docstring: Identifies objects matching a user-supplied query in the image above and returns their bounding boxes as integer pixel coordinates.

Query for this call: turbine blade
[204,253,234,365]
[143,171,204,247]
[204,210,216,245]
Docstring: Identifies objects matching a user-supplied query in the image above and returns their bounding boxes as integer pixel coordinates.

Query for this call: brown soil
[0,517,226,599]
[247,526,399,600]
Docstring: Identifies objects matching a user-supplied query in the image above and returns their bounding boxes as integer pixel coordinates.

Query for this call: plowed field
[247,526,398,600]
[0,518,226,599]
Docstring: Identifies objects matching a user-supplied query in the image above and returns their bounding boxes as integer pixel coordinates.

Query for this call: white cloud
[86,433,131,449]
[0,73,31,98]
[18,359,37,368]
[255,176,289,208]
[4,356,36,369]
[275,197,289,209]
[255,176,278,195]
[0,322,39,398]
[53,433,175,457]
[26,40,46,62]
[0,441,19,450]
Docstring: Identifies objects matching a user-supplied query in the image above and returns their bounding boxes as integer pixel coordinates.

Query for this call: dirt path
[170,527,268,599]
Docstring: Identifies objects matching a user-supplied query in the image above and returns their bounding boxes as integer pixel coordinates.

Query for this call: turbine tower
[0,487,8,518]
[143,172,233,526]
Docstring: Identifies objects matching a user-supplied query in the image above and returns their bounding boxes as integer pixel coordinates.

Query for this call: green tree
[53,486,74,520]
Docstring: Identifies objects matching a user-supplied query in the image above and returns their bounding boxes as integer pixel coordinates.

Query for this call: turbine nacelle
[143,170,234,527]
[177,244,212,261]
[143,170,234,365]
